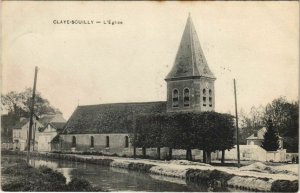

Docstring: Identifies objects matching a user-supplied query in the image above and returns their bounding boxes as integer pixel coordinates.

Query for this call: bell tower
[165,14,216,112]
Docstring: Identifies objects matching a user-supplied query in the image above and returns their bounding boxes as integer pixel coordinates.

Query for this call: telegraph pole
[133,115,137,159]
[27,66,38,163]
[234,79,240,168]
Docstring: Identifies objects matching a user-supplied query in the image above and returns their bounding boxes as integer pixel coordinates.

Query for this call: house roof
[13,118,30,129]
[1,115,19,129]
[39,122,66,133]
[51,122,66,131]
[62,101,166,134]
[165,15,215,81]
[51,135,60,143]
[39,114,66,125]
[247,127,282,140]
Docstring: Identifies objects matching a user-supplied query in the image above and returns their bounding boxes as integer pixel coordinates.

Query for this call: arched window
[90,136,94,148]
[106,136,110,147]
[125,136,129,148]
[172,89,179,107]
[209,89,212,96]
[72,136,76,147]
[203,89,206,95]
[209,97,212,107]
[183,88,190,107]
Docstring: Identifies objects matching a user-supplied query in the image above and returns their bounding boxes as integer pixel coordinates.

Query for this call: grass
[1,157,104,191]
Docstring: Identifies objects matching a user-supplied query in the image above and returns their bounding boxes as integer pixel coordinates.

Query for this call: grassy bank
[1,157,104,191]
[2,150,298,192]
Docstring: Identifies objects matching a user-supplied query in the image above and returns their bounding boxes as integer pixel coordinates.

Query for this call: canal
[3,155,237,192]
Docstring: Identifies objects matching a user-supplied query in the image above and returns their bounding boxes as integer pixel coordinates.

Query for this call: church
[56,15,216,157]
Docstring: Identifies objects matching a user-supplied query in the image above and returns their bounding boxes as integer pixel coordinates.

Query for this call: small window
[90,136,94,148]
[203,89,206,95]
[172,89,179,107]
[125,136,129,148]
[203,97,206,107]
[106,136,110,147]
[72,136,76,147]
[183,88,190,107]
[209,89,212,96]
[209,97,212,107]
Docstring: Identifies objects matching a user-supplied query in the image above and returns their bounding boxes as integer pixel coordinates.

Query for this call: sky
[2,1,299,119]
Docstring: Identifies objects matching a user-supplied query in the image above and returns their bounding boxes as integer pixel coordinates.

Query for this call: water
[3,155,234,192]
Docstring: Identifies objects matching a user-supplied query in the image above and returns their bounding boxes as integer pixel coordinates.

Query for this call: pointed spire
[165,14,215,80]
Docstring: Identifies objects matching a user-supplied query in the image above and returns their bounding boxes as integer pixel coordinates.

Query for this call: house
[38,122,65,152]
[246,127,284,149]
[12,113,66,151]
[1,114,19,150]
[12,118,44,151]
[57,14,216,156]
[33,114,66,152]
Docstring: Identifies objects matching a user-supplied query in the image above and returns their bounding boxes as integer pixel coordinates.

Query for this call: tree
[1,88,60,118]
[163,112,199,161]
[130,113,166,158]
[195,112,235,163]
[239,106,264,144]
[131,111,235,162]
[263,97,298,152]
[261,119,280,151]
[238,97,298,152]
[163,112,235,163]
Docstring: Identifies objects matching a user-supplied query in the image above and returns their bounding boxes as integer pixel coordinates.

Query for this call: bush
[128,163,155,172]
[2,161,32,176]
[271,180,298,192]
[186,169,211,182]
[66,178,95,191]
[209,170,234,184]
[186,169,234,187]
[39,165,67,184]
[2,160,68,191]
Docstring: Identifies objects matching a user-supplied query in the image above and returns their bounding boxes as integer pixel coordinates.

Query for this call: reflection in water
[6,156,232,192]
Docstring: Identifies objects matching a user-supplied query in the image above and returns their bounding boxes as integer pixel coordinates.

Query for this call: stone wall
[219,145,267,162]
[266,150,286,162]
[286,153,298,162]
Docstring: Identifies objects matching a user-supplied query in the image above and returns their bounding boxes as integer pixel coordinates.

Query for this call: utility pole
[133,115,136,159]
[234,79,240,168]
[27,66,38,163]
[32,122,36,151]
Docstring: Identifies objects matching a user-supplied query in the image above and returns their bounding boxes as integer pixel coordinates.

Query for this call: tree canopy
[239,97,298,152]
[131,111,235,162]
[1,88,61,118]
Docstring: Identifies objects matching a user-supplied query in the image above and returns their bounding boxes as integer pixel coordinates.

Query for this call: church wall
[59,134,132,155]
[56,134,169,158]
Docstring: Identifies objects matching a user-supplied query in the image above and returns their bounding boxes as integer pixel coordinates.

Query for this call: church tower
[165,14,216,112]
